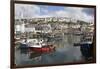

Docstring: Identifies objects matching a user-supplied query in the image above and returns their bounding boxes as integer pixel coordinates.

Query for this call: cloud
[82,8,94,16]
[15,4,40,19]
[54,7,93,22]
[51,7,94,23]
[15,4,94,23]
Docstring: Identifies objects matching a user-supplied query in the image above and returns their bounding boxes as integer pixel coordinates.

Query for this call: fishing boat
[27,39,55,53]
[73,34,93,60]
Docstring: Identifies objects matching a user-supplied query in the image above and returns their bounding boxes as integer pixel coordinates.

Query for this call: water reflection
[15,34,85,66]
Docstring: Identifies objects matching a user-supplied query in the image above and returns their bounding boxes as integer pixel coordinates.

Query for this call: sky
[15,4,94,23]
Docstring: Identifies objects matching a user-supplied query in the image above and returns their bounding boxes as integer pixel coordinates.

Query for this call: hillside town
[15,17,94,42]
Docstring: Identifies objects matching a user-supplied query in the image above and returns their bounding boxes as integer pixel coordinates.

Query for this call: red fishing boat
[27,39,55,53]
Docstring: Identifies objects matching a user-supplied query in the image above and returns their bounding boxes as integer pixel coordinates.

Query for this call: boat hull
[29,45,55,53]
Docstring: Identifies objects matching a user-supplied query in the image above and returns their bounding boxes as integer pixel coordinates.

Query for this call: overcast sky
[15,4,94,23]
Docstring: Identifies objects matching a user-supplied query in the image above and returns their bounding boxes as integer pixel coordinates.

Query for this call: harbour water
[15,34,84,66]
